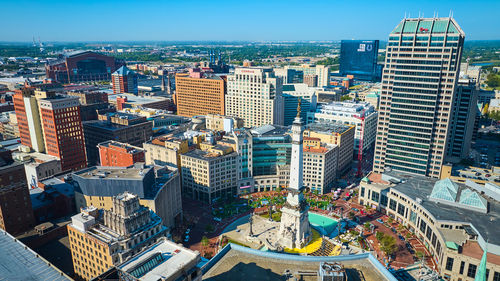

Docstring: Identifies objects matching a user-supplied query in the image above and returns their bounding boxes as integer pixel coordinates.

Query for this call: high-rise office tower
[175,69,226,117]
[13,88,45,152]
[340,40,381,81]
[112,66,138,95]
[39,95,87,171]
[226,67,284,128]
[13,84,87,171]
[373,17,465,177]
[446,77,478,162]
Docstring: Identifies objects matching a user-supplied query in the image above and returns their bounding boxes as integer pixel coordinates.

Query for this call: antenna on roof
[418,11,421,18]
[449,10,452,18]
[404,11,406,19]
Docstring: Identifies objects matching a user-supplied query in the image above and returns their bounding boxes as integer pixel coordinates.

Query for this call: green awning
[446,241,459,250]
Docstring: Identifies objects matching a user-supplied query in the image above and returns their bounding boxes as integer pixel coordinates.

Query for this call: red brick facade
[98,141,145,167]
[39,97,87,171]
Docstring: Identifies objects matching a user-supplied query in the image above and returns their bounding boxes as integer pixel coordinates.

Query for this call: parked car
[391,227,397,233]
[376,219,384,224]
[398,234,405,241]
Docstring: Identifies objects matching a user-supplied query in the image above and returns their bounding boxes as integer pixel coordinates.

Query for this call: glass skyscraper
[373,17,465,178]
[339,40,380,81]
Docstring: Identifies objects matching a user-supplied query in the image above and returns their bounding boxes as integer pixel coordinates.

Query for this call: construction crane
[354,114,365,178]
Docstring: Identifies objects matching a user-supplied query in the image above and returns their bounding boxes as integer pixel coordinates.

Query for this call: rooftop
[13,150,60,165]
[0,229,72,281]
[113,65,135,76]
[315,101,375,116]
[98,140,144,154]
[108,93,170,105]
[391,17,465,36]
[73,164,152,180]
[119,238,200,281]
[250,124,291,137]
[183,148,237,161]
[202,244,396,281]
[305,122,353,135]
[376,171,500,246]
[30,177,75,209]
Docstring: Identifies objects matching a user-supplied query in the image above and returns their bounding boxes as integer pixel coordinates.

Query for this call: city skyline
[1,0,500,42]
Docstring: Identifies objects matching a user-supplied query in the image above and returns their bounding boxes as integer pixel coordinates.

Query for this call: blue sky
[1,0,499,42]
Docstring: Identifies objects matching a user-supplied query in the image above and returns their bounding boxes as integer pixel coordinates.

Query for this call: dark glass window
[467,264,477,278]
[445,257,454,271]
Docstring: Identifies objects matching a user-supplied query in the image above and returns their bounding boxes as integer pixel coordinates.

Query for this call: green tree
[348,211,355,220]
[341,95,353,101]
[486,73,500,88]
[364,222,371,230]
[380,235,397,257]
[201,236,209,248]
[416,251,425,261]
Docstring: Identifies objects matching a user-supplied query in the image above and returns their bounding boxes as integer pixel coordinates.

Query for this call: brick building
[112,66,138,95]
[175,69,226,117]
[39,95,87,171]
[83,112,152,165]
[0,148,35,235]
[98,140,145,167]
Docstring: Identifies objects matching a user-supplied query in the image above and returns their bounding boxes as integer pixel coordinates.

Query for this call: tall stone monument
[278,101,312,249]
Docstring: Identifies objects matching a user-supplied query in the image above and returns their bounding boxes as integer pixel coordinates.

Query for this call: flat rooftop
[73,165,152,180]
[13,151,60,164]
[98,140,144,153]
[119,239,200,281]
[306,122,353,134]
[202,244,395,281]
[250,124,291,137]
[382,171,500,246]
[0,229,72,281]
[183,148,237,161]
[108,93,170,105]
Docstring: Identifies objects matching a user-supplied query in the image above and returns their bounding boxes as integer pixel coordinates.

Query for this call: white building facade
[307,101,378,156]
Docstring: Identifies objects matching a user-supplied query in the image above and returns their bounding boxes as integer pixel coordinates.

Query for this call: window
[445,257,454,271]
[493,271,500,281]
[467,264,477,278]
[389,199,397,211]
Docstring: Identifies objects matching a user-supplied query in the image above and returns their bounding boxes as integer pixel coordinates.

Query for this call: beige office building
[143,136,189,169]
[303,122,355,175]
[303,137,338,194]
[225,67,284,128]
[180,145,238,203]
[68,194,167,280]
